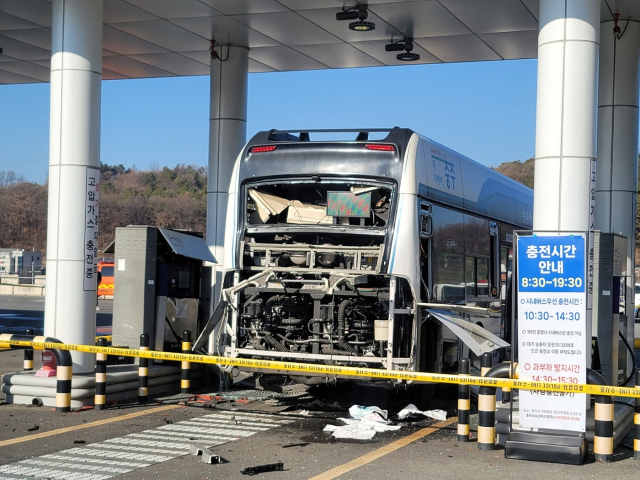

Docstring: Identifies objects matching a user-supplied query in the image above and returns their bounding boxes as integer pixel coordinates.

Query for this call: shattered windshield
[245,181,393,228]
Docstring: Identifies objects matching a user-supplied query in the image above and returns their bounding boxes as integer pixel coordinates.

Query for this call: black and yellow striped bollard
[457,358,470,442]
[181,330,191,394]
[635,370,640,461]
[593,393,614,462]
[478,352,496,450]
[94,337,107,410]
[23,328,34,371]
[138,333,149,404]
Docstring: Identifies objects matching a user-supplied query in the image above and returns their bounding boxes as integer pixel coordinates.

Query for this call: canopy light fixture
[336,4,375,32]
[385,37,420,62]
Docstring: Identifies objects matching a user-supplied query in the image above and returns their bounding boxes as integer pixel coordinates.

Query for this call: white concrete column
[207,46,249,311]
[45,0,103,373]
[533,0,600,232]
[595,20,640,338]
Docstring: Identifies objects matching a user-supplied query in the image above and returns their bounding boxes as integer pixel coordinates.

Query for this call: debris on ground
[241,462,284,475]
[190,443,223,464]
[324,404,402,440]
[397,403,447,421]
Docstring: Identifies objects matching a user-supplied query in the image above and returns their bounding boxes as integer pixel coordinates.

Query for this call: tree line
[492,155,640,250]
[1,156,638,257]
[0,164,207,256]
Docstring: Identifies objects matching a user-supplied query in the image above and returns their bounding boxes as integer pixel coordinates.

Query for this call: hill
[0,164,208,256]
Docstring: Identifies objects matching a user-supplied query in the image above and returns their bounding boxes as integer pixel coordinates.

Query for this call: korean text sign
[83,168,100,291]
[517,234,587,432]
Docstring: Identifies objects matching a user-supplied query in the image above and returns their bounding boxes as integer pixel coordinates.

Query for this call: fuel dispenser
[591,232,632,386]
[110,226,216,361]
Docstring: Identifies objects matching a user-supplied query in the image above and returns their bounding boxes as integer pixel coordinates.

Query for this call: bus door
[418,200,432,301]
[499,231,514,341]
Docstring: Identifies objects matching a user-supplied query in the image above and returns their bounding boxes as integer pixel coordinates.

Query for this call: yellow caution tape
[4,339,640,398]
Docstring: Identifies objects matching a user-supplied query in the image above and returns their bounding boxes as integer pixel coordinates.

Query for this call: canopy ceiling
[0,0,637,84]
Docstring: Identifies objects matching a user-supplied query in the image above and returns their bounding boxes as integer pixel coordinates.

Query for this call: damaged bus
[202,127,532,384]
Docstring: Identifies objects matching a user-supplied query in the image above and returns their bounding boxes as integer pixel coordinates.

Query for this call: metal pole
[207,45,248,353]
[44,0,104,373]
[457,358,470,442]
[181,330,192,394]
[94,337,107,410]
[478,352,496,450]
[138,333,149,403]
[634,370,640,460]
[23,328,34,371]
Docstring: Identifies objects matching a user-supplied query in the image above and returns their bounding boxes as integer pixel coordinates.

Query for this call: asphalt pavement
[1,295,640,479]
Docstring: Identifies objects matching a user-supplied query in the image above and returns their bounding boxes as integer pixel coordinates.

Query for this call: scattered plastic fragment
[324,424,376,440]
[348,405,389,422]
[27,425,39,432]
[397,404,447,421]
[282,442,309,448]
[190,443,223,464]
[324,404,402,440]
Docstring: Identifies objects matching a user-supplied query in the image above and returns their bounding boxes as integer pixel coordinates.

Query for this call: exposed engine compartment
[224,177,415,371]
[230,272,415,367]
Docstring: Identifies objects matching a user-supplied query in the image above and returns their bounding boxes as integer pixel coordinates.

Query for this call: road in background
[0,295,112,336]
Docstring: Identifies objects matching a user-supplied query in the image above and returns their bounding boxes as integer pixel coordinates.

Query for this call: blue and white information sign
[517,234,587,432]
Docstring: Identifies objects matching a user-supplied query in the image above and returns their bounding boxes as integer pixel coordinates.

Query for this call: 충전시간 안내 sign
[516,234,587,432]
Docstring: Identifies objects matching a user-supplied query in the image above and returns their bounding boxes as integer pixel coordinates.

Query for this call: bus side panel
[421,139,464,208]
[222,156,243,272]
[390,133,421,292]
[388,192,420,290]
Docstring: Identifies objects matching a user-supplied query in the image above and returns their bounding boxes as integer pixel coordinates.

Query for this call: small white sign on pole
[83,167,100,291]
[516,234,588,432]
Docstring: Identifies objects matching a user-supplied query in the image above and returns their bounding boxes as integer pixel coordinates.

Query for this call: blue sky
[0,59,537,185]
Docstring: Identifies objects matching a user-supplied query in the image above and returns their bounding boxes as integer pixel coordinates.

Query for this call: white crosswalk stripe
[0,410,290,479]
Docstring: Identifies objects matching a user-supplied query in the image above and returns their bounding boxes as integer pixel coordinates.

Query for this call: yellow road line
[309,416,458,480]
[0,404,180,447]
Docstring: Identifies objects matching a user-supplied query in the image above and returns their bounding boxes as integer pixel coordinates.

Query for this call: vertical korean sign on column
[517,234,587,432]
[84,167,100,291]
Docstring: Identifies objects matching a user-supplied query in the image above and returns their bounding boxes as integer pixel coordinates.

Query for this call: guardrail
[0,333,72,412]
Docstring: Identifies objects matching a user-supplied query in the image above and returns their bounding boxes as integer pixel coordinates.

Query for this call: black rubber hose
[263,295,287,351]
[265,295,284,322]
[337,299,358,355]
[618,330,637,387]
[264,332,288,352]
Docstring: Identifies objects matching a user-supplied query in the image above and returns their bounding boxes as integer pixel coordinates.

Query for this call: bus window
[431,206,464,302]
[465,256,476,296]
[464,215,490,256]
[477,257,489,296]
[465,256,489,298]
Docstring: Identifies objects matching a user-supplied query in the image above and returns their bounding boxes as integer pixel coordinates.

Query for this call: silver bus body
[215,127,532,381]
